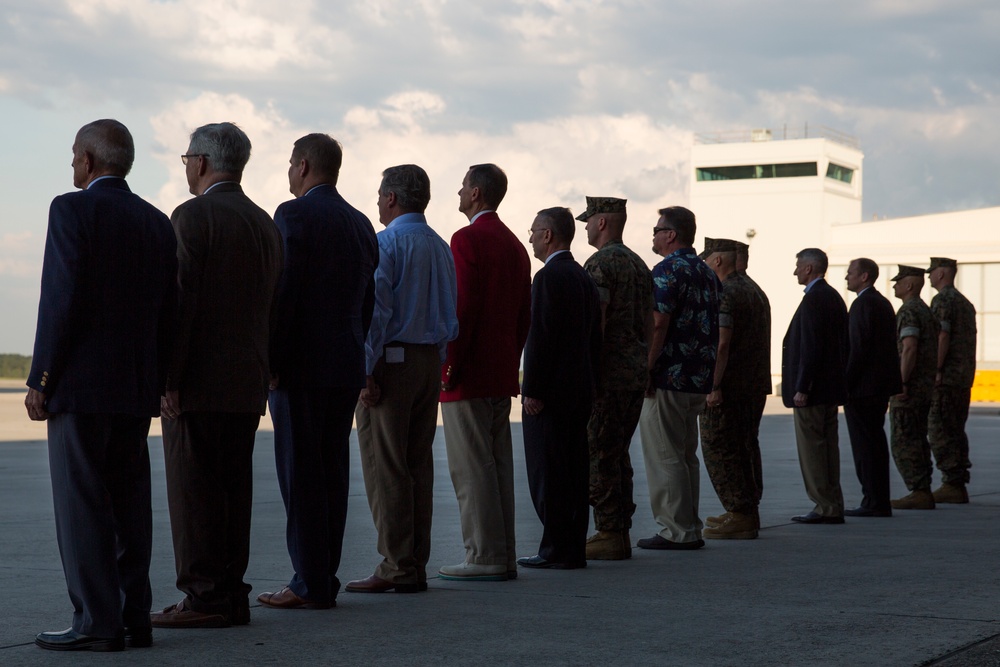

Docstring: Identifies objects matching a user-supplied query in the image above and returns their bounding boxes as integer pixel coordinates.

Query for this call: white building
[689,126,999,400]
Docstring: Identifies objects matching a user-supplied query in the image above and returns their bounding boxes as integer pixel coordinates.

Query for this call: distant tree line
[0,354,31,379]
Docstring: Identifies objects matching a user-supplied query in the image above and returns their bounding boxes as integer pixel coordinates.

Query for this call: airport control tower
[689,126,863,391]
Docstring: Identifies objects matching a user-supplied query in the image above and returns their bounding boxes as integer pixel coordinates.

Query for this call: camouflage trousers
[699,397,759,515]
[889,400,932,492]
[587,389,643,531]
[929,385,972,485]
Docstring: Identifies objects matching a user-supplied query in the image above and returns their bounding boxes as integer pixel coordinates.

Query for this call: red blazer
[440,212,531,402]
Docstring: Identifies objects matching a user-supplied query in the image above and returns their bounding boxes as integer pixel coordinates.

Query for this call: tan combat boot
[585,530,631,560]
[891,489,936,510]
[705,512,731,528]
[703,512,758,540]
[932,482,969,504]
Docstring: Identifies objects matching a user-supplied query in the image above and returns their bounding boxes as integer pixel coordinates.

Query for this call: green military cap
[701,237,738,258]
[735,241,749,255]
[891,265,925,281]
[575,196,627,222]
[698,237,715,260]
[926,257,957,273]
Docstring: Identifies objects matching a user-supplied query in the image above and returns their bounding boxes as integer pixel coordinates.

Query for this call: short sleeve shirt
[650,247,720,393]
[718,272,769,396]
[584,240,654,391]
[894,297,938,404]
[930,285,977,388]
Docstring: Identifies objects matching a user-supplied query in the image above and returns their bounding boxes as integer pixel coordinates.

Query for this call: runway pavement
[0,385,997,666]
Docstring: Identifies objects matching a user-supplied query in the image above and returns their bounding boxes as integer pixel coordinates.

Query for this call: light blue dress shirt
[365,212,459,374]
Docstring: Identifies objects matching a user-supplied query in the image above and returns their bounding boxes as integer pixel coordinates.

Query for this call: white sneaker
[438,561,507,581]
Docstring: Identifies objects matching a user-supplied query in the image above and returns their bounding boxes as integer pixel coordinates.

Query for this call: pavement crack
[917,630,1000,666]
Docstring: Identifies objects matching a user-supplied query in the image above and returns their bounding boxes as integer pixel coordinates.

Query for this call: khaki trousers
[793,404,845,517]
[355,344,440,585]
[639,389,706,543]
[441,398,516,569]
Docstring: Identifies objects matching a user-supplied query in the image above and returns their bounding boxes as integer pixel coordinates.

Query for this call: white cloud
[0,232,42,279]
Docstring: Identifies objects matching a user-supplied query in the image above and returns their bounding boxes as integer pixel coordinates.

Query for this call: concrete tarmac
[0,388,998,666]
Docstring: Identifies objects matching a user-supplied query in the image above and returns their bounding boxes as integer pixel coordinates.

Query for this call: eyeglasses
[181,154,207,165]
[653,226,675,234]
[529,227,550,236]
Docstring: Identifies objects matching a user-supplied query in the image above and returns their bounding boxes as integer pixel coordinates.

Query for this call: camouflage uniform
[889,297,938,491]
[743,270,772,502]
[700,272,769,514]
[583,239,653,532]
[928,285,976,485]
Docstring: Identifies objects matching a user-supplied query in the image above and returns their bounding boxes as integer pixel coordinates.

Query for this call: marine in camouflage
[583,239,653,531]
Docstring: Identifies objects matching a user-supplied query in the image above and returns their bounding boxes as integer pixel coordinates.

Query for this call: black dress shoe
[125,627,153,648]
[636,535,705,550]
[516,555,585,569]
[791,511,845,524]
[35,628,124,652]
[844,507,892,518]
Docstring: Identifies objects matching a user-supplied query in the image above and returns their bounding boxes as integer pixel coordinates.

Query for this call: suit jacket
[270,185,378,390]
[781,278,849,408]
[440,212,531,401]
[27,177,177,416]
[521,252,601,409]
[846,287,902,400]
[167,182,283,414]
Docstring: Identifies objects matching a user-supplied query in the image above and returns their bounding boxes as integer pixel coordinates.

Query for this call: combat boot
[703,512,758,540]
[585,530,631,560]
[932,482,969,504]
[705,512,731,528]
[891,489,935,510]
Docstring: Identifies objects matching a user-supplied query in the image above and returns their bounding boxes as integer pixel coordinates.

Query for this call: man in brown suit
[152,122,284,628]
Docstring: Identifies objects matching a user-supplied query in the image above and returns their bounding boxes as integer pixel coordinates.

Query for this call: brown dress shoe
[257,586,331,610]
[345,574,420,594]
[150,601,229,629]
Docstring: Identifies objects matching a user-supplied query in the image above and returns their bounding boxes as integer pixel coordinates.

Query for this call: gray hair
[536,206,576,244]
[76,119,134,177]
[381,164,431,213]
[188,122,252,174]
[796,247,829,275]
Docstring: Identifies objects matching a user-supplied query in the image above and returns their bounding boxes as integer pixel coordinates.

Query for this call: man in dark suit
[256,135,378,610]
[518,206,601,570]
[152,122,283,628]
[26,119,177,652]
[782,248,849,524]
[844,258,901,517]
[438,164,531,582]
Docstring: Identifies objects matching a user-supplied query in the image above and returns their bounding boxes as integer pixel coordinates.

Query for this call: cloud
[0,232,41,279]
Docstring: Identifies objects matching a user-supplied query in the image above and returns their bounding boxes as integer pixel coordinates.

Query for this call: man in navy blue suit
[782,248,849,524]
[518,206,601,569]
[26,119,177,652]
[257,134,378,610]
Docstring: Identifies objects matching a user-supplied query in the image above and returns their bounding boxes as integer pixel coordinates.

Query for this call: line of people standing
[23,119,977,653]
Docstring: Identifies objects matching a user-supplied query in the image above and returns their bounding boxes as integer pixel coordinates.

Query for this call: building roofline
[695,124,860,150]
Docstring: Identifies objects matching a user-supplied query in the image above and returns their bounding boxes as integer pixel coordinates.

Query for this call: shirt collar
[469,210,494,225]
[86,175,118,189]
[545,249,569,264]
[804,277,823,293]
[203,180,239,195]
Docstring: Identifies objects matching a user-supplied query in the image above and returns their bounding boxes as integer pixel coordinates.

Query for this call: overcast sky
[1,0,998,354]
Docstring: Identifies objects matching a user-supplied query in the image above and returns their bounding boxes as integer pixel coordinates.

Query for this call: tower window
[826,162,854,183]
[696,162,818,181]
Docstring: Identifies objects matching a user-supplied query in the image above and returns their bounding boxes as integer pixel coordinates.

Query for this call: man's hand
[359,376,381,409]
[793,391,808,408]
[706,389,722,408]
[161,390,182,420]
[25,388,49,422]
[522,396,544,416]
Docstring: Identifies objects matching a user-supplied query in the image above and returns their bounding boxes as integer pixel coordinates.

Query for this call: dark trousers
[750,392,767,502]
[47,413,153,637]
[162,411,260,616]
[844,395,892,512]
[269,386,357,604]
[522,402,590,565]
